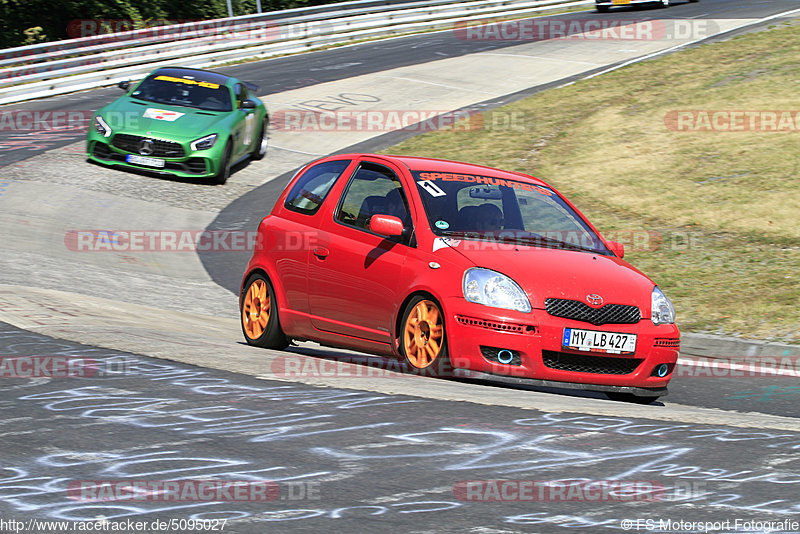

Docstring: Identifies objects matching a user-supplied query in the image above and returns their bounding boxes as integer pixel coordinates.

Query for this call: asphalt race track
[2,1,800,532]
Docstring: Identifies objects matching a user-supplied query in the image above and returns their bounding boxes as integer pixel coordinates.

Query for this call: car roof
[361,153,550,187]
[151,67,233,86]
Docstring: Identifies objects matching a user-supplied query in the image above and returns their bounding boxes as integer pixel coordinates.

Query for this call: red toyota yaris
[240,154,679,402]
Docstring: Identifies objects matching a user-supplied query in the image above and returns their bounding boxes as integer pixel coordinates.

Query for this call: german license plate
[126,154,165,168]
[612,0,631,4]
[562,328,636,354]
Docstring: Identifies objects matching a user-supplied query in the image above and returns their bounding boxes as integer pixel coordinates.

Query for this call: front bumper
[444,297,679,393]
[86,134,221,179]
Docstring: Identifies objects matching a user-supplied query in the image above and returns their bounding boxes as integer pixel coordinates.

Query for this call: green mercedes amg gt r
[87,67,269,184]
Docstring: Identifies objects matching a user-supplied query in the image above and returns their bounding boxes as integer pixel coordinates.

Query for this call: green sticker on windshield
[435,220,450,229]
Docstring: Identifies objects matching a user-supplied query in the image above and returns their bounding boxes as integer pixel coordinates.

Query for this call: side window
[284,160,352,215]
[234,83,247,107]
[336,163,410,232]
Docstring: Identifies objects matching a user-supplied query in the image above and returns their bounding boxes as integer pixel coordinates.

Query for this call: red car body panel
[242,153,680,393]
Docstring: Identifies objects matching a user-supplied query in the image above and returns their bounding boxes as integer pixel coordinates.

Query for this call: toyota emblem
[586,294,603,306]
[138,139,154,156]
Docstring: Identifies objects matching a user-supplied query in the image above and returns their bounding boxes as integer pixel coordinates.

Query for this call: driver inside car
[475,203,503,231]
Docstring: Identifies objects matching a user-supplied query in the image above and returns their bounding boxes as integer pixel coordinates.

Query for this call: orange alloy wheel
[242,278,270,339]
[403,299,444,369]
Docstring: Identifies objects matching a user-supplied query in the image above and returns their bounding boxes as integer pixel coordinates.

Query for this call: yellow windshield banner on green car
[154,75,221,89]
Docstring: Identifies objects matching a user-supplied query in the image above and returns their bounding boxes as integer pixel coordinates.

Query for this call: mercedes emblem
[138,139,154,156]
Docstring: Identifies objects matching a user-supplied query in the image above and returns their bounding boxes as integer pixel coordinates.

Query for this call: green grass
[382,22,800,342]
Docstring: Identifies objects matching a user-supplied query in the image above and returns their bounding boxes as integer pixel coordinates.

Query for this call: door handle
[312,246,330,259]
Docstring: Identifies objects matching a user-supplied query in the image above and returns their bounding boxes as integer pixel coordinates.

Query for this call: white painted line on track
[269,145,326,156]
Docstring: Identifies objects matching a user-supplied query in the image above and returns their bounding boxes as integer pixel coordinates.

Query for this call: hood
[99,98,229,139]
[444,239,655,309]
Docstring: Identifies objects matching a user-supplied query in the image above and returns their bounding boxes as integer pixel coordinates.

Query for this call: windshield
[412,171,610,254]
[131,74,233,112]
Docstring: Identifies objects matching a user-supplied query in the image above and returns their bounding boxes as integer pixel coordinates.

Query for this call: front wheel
[400,296,451,377]
[213,140,232,185]
[241,274,289,349]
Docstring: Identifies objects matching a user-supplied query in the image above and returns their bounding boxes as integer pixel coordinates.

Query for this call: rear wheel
[606,392,660,404]
[213,140,232,185]
[400,296,451,377]
[241,274,289,349]
[657,0,670,7]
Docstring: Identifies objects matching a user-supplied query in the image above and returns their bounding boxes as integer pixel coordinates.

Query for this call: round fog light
[654,364,670,378]
[497,350,514,364]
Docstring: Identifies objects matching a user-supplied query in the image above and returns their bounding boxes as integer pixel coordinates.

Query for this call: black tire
[596,5,610,12]
[251,118,268,161]
[213,140,232,185]
[399,295,452,377]
[656,0,670,7]
[606,392,660,404]
[240,273,289,349]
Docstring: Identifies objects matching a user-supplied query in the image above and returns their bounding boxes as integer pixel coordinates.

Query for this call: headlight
[651,286,676,325]
[463,267,531,313]
[190,134,218,151]
[93,116,111,138]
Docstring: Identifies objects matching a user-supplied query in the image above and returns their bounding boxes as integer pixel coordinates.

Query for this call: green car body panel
[86,67,268,182]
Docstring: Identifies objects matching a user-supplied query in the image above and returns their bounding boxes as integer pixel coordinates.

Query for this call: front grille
[654,338,680,348]
[112,134,185,158]
[545,298,640,325]
[455,315,535,334]
[542,350,642,375]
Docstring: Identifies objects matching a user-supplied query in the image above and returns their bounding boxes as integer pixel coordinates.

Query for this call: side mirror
[240,99,256,109]
[369,214,404,238]
[607,240,625,258]
[118,80,130,91]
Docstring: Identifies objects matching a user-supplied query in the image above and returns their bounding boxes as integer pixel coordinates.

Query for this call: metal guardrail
[0,0,426,64]
[0,0,450,67]
[0,0,592,105]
